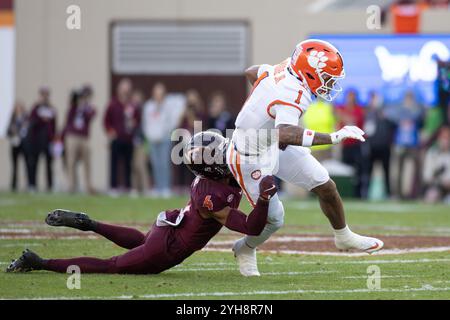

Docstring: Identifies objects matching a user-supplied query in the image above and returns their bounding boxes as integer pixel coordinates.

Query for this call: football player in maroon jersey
[7,131,277,275]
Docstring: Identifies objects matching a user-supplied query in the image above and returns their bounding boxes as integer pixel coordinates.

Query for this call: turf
[0,192,449,300]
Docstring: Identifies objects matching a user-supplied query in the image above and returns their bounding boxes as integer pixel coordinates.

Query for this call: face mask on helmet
[315,70,345,102]
[183,131,231,180]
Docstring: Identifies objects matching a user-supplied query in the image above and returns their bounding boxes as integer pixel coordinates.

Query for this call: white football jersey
[233,58,313,155]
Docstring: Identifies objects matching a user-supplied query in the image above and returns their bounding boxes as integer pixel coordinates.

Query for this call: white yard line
[130,286,450,299]
[7,286,449,300]
[203,246,450,256]
[0,243,42,248]
[171,268,335,275]
[177,258,450,268]
[0,235,98,240]
[296,258,450,265]
[0,228,32,233]
[342,275,415,279]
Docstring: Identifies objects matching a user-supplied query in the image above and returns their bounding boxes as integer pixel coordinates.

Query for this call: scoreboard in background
[311,34,450,106]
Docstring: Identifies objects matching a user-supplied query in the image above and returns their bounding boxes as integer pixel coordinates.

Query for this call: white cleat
[232,238,260,277]
[335,233,384,254]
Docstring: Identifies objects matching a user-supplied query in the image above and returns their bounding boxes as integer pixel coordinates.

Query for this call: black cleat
[45,209,96,231]
[6,249,44,272]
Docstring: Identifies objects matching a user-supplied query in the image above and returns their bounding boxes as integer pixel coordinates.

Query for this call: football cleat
[335,233,384,254]
[232,238,260,277]
[46,209,96,231]
[6,249,44,272]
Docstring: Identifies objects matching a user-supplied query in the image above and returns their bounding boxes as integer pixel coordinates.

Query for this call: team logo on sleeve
[227,194,234,203]
[251,170,262,180]
[203,195,214,211]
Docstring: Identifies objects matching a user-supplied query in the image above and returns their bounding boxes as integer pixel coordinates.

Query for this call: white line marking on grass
[203,246,450,256]
[121,286,450,299]
[261,270,335,276]
[342,275,415,279]
[181,261,283,267]
[296,258,450,265]
[0,228,31,233]
[8,286,449,300]
[171,267,335,276]
[0,243,42,248]
[171,258,450,269]
[0,235,98,240]
[171,267,236,272]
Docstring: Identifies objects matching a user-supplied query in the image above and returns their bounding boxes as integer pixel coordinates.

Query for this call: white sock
[333,225,353,239]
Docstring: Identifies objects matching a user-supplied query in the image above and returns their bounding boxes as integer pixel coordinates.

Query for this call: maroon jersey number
[203,195,214,211]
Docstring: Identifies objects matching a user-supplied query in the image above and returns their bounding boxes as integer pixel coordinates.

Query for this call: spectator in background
[363,91,396,198]
[336,89,365,198]
[104,78,137,195]
[423,126,450,204]
[63,85,96,194]
[387,90,424,199]
[7,101,30,191]
[130,89,151,196]
[28,87,57,192]
[207,91,234,136]
[302,98,336,162]
[174,89,208,192]
[142,82,173,198]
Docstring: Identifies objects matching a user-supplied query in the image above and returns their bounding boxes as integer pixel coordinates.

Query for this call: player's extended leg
[277,146,383,253]
[232,194,284,277]
[7,224,176,274]
[227,145,285,276]
[46,209,146,249]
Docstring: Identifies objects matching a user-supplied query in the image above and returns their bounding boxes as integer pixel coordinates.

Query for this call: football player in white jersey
[227,39,384,276]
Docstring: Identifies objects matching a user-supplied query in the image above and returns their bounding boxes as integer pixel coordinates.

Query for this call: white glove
[330,126,365,145]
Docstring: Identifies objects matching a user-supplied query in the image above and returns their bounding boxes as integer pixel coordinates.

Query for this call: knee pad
[267,196,284,231]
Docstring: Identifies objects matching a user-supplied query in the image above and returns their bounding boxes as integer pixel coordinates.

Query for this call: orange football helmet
[290,39,345,101]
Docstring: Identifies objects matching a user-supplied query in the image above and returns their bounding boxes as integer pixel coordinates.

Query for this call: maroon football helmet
[183,131,231,180]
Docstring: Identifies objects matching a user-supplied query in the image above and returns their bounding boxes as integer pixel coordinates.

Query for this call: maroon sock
[44,257,118,273]
[95,222,146,249]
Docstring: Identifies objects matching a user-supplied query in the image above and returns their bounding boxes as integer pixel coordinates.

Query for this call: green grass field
[0,192,449,300]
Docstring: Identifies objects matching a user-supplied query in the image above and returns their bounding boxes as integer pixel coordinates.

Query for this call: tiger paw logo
[307,50,328,70]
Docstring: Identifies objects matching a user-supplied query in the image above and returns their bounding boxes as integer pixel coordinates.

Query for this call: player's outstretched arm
[208,176,277,236]
[245,65,260,85]
[277,124,365,147]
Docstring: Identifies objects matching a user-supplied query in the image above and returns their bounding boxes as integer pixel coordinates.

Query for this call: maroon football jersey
[171,176,242,252]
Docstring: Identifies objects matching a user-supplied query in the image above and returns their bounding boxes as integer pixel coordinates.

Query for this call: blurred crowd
[7,79,235,198]
[7,81,450,204]
[304,89,450,204]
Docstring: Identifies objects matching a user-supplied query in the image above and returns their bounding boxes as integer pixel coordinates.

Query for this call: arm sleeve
[224,198,269,236]
[273,104,302,127]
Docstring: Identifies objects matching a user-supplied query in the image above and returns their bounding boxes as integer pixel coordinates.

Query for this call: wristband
[302,129,315,147]
[330,132,339,145]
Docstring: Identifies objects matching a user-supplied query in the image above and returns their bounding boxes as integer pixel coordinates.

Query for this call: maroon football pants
[44,222,179,274]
